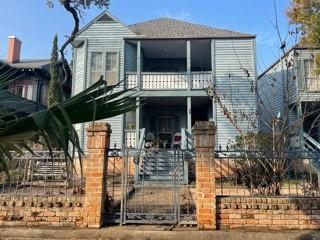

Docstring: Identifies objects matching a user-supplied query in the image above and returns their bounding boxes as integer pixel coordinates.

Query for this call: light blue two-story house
[71,11,257,151]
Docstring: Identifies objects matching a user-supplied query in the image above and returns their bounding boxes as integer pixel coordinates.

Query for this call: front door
[157,116,174,148]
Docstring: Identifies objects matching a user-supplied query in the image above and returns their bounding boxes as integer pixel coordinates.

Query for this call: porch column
[187,40,191,90]
[135,97,140,148]
[137,40,141,90]
[211,39,217,124]
[318,120,320,143]
[297,102,304,148]
[211,100,217,122]
[187,97,192,134]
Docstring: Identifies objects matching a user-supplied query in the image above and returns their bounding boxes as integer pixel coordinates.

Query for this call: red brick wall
[217,196,320,230]
[0,196,84,227]
[83,123,111,228]
[193,121,216,230]
[0,123,112,229]
[192,121,320,231]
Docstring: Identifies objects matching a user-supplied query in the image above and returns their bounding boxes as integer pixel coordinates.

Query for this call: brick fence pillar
[193,121,216,230]
[83,123,111,228]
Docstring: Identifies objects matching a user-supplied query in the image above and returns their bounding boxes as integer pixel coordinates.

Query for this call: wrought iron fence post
[120,148,126,226]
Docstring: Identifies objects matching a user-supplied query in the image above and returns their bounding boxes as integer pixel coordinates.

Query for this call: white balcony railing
[142,73,188,89]
[126,74,138,89]
[126,72,212,90]
[306,77,320,92]
[192,72,212,89]
[124,129,136,148]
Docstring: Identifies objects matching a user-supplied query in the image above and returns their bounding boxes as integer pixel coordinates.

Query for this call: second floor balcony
[126,71,212,90]
[124,39,213,91]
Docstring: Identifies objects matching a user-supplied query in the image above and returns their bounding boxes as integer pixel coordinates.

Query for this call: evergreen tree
[48,34,63,108]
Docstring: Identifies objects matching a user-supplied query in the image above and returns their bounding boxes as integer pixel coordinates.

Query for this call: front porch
[124,97,213,149]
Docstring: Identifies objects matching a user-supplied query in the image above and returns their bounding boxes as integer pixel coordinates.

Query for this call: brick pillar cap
[87,122,112,133]
[192,121,216,134]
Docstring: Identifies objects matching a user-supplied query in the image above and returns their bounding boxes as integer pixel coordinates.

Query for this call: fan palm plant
[0,61,136,175]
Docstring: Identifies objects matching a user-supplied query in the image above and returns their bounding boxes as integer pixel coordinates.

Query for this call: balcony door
[157,116,174,148]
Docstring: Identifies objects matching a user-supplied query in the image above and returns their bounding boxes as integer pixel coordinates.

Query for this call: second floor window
[105,52,118,85]
[125,110,136,130]
[304,60,320,92]
[90,52,119,85]
[91,52,103,84]
[16,85,25,98]
[26,85,33,100]
[15,84,34,101]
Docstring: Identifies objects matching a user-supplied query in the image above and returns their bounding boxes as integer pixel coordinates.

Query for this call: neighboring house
[3,36,50,107]
[72,11,257,150]
[258,46,320,153]
[2,36,71,111]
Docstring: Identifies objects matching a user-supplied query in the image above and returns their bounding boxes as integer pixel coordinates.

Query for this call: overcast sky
[0,0,294,73]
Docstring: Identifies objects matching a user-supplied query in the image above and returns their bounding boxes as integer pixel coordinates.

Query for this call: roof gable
[128,18,255,39]
[76,11,136,37]
[96,13,115,22]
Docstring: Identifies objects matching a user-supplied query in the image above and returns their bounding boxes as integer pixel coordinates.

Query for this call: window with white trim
[125,110,136,129]
[90,52,103,84]
[16,85,25,97]
[304,60,320,92]
[26,85,33,100]
[105,52,118,85]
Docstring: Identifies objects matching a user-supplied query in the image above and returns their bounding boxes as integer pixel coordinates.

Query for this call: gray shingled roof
[6,59,51,69]
[128,18,254,39]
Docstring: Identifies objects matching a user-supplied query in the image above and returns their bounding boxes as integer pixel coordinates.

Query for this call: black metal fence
[215,150,320,197]
[104,148,125,224]
[0,151,84,196]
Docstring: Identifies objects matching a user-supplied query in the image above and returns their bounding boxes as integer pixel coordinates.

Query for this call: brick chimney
[7,36,22,63]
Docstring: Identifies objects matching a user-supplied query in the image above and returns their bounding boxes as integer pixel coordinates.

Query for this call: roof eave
[124,35,256,40]
[258,46,320,80]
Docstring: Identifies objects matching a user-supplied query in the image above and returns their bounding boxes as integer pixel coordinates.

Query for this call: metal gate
[105,148,196,226]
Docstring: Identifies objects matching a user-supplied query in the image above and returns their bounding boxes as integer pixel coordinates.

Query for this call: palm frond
[0,62,137,176]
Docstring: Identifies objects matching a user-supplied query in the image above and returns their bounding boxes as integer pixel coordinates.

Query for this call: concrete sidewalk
[0,226,319,240]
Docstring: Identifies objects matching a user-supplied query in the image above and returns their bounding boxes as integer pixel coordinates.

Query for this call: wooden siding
[73,18,137,150]
[73,45,85,95]
[73,44,85,149]
[258,56,287,133]
[214,39,256,148]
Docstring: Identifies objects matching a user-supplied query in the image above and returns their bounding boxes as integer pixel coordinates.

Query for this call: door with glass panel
[157,116,174,149]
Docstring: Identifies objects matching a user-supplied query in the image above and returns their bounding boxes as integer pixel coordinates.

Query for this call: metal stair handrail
[303,132,320,152]
[138,128,146,150]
